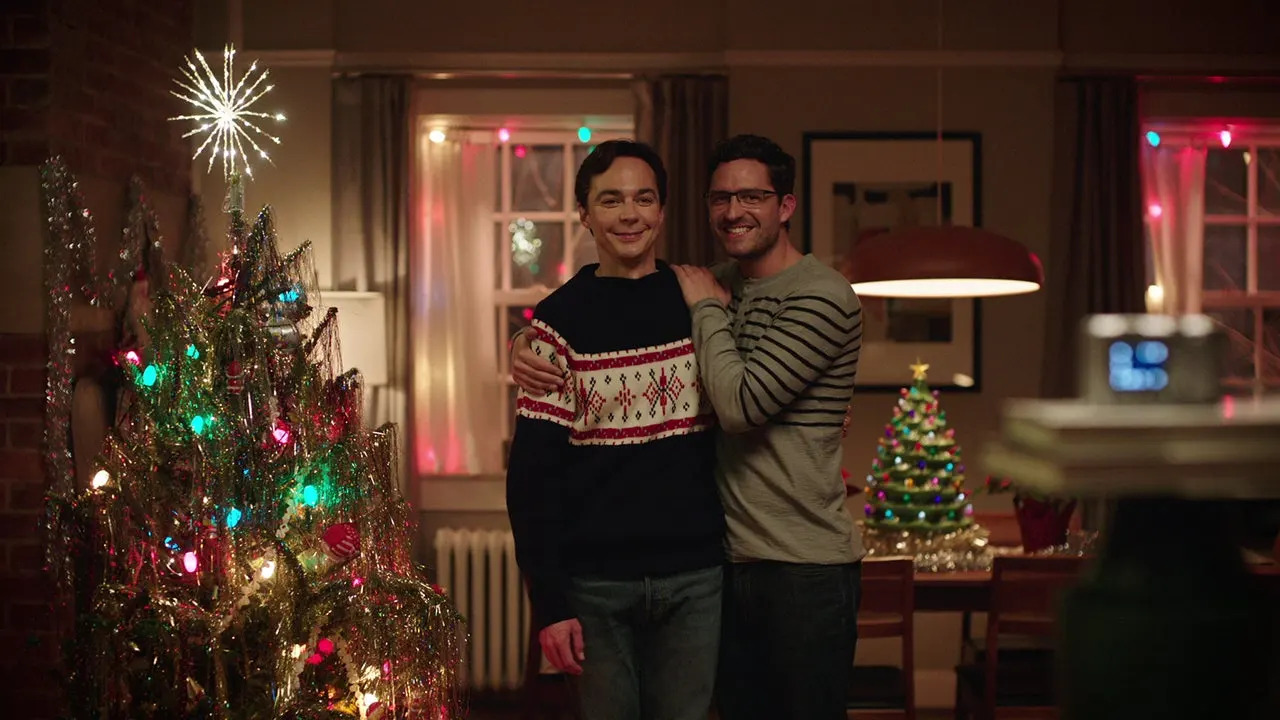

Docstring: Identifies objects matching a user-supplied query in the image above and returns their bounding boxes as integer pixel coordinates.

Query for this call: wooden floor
[462,692,955,720]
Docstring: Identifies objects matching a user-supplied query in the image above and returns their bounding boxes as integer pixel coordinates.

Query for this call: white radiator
[433,528,531,690]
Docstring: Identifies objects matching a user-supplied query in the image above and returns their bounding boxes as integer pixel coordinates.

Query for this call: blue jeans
[717,561,861,720]
[566,565,723,720]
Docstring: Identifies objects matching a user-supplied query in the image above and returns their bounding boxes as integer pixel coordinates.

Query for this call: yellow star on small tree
[909,359,930,381]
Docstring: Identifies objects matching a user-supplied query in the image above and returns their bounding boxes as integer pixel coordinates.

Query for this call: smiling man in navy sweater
[505,140,725,720]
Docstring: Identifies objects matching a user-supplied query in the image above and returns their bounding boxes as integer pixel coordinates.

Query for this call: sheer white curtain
[411,135,502,475]
[1142,143,1207,314]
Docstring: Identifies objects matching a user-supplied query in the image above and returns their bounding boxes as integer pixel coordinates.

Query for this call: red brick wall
[48,0,194,192]
[0,2,52,165]
[0,333,55,718]
[2,0,193,193]
[1,1,194,716]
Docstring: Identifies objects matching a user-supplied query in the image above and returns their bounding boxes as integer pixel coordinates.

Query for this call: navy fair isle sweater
[506,262,725,628]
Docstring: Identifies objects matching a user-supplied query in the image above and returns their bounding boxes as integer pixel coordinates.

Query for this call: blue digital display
[1109,340,1170,392]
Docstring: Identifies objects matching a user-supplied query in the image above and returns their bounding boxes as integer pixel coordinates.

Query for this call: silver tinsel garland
[861,522,995,572]
[40,156,101,595]
[118,175,167,291]
[861,522,1099,572]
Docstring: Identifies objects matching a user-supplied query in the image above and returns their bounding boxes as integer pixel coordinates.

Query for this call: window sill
[416,474,506,512]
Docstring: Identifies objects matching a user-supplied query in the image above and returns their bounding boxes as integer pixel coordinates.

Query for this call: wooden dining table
[909,546,1279,614]
[913,569,993,612]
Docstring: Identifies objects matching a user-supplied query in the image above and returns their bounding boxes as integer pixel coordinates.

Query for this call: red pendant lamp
[845,0,1043,299]
[846,226,1043,298]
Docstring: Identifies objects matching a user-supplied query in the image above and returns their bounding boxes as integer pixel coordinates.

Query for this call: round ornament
[322,522,361,562]
[226,360,245,394]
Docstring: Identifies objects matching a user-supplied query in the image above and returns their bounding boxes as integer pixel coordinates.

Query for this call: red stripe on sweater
[517,397,576,421]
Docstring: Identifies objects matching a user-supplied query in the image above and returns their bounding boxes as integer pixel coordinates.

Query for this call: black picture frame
[801,131,982,392]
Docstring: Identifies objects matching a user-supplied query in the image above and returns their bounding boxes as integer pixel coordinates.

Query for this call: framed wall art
[802,131,982,391]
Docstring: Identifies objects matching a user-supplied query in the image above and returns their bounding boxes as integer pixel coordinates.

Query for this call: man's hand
[512,327,564,394]
[539,618,585,675]
[842,404,852,438]
[671,265,730,309]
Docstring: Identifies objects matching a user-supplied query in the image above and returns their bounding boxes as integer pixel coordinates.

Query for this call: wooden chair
[954,555,1086,720]
[847,558,916,720]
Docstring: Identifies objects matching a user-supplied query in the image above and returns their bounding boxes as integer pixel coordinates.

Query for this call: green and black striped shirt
[693,255,865,564]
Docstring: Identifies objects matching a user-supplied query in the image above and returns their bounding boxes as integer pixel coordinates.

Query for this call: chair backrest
[859,558,915,614]
[978,555,1087,714]
[852,557,917,715]
[989,555,1087,638]
[857,558,914,639]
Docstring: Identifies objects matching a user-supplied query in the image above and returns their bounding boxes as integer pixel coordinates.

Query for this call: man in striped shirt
[514,135,864,720]
[672,135,864,720]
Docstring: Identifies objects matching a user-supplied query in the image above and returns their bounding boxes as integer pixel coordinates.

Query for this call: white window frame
[1144,122,1280,393]
[436,117,634,445]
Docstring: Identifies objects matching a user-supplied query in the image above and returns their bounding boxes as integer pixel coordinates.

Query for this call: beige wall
[198,66,334,287]
[205,0,1277,56]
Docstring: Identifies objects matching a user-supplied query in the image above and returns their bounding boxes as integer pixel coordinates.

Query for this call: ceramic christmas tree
[858,361,990,571]
[862,360,974,531]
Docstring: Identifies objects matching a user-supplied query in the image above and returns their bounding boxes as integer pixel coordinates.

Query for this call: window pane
[1263,308,1280,387]
[494,222,505,289]
[1203,224,1247,291]
[1204,148,1247,215]
[512,145,565,212]
[505,305,536,348]
[1260,225,1280,292]
[571,144,595,205]
[1143,221,1156,286]
[569,223,598,274]
[1259,147,1280,217]
[1207,309,1256,382]
[495,306,507,373]
[495,148,503,210]
[506,220,565,289]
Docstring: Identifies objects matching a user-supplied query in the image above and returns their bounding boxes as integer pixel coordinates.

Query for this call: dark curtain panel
[1042,77,1147,532]
[1041,76,1147,399]
[330,75,412,479]
[634,75,729,266]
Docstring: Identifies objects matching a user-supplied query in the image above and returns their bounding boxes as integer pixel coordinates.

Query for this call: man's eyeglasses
[705,189,778,208]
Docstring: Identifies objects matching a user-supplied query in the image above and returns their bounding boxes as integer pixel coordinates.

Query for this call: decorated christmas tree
[41,46,463,720]
[860,362,985,569]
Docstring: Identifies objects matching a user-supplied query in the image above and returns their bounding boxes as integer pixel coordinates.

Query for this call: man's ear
[779,194,797,225]
[578,206,593,236]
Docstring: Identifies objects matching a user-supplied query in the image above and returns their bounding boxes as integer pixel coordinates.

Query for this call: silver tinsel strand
[40,156,100,595]
[118,174,167,293]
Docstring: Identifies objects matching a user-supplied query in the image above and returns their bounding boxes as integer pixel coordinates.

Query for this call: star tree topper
[910,359,930,381]
[168,44,285,181]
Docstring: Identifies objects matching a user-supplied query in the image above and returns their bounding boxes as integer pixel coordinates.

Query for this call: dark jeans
[717,561,861,720]
[567,565,722,720]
